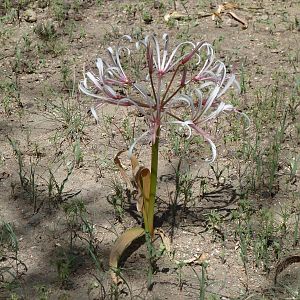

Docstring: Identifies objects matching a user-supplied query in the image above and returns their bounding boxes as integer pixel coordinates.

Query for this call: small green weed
[107,181,126,222]
[34,21,57,42]
[0,80,19,115]
[47,98,86,143]
[8,137,41,212]
[47,163,75,206]
[0,221,27,286]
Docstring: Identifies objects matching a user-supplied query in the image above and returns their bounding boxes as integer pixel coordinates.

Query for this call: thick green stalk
[146,128,160,237]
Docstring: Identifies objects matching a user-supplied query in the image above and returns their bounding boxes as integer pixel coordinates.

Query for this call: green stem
[147,128,160,237]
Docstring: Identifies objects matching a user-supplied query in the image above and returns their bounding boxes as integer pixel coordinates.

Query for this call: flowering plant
[80,34,244,161]
[80,33,246,283]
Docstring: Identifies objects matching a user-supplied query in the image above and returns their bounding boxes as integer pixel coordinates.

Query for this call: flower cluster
[80,34,246,162]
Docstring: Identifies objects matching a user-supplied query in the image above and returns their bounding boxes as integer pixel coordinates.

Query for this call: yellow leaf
[275,255,300,284]
[227,11,248,29]
[140,168,151,228]
[114,150,133,189]
[212,2,239,20]
[114,152,151,213]
[140,168,150,201]
[114,152,152,232]
[130,154,139,172]
[130,155,151,214]
[109,227,145,285]
[164,11,188,22]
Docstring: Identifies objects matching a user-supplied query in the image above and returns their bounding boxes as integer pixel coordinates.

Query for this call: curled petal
[103,84,118,98]
[235,110,251,129]
[180,41,204,65]
[79,81,105,100]
[193,84,220,122]
[133,83,154,106]
[146,35,161,71]
[169,120,193,138]
[204,135,217,163]
[107,46,131,81]
[90,106,99,123]
[164,41,196,72]
[161,33,169,70]
[167,94,194,111]
[202,102,231,122]
[168,120,217,162]
[196,44,215,71]
[199,80,217,89]
[86,72,103,90]
[189,123,217,163]
[96,58,104,79]
[217,74,239,98]
[121,35,132,42]
[82,74,88,89]
[190,88,205,118]
[139,34,196,74]
[128,130,150,158]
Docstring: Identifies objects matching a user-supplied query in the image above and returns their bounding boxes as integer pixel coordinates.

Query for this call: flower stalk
[147,127,160,237]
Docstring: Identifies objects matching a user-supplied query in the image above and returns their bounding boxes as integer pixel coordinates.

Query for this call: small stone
[153,1,162,9]
[261,14,269,21]
[67,8,83,21]
[24,9,37,23]
[37,0,49,9]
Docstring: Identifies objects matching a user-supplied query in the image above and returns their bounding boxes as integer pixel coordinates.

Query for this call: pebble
[23,9,37,23]
[37,0,49,9]
[260,14,269,21]
[153,1,162,9]
[68,9,83,21]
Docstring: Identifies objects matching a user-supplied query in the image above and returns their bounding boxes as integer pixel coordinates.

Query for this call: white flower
[80,34,247,162]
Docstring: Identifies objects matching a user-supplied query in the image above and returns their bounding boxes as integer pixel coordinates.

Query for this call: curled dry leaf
[227,11,248,29]
[138,168,151,221]
[164,11,188,22]
[114,151,151,213]
[109,227,145,285]
[109,228,208,284]
[212,1,239,19]
[212,2,247,28]
[274,255,300,284]
[114,150,133,190]
[131,155,151,214]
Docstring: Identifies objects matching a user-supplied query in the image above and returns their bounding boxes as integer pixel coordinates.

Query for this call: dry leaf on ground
[114,151,151,213]
[109,227,145,285]
[114,150,133,189]
[212,2,248,28]
[164,11,188,22]
[274,255,300,284]
[212,2,239,19]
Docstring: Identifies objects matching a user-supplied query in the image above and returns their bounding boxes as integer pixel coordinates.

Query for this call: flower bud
[147,43,154,74]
